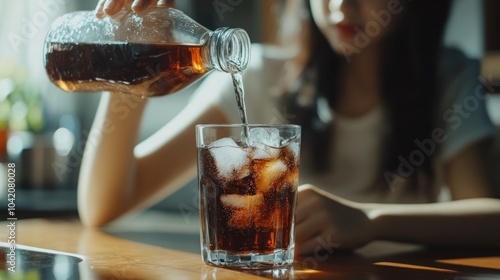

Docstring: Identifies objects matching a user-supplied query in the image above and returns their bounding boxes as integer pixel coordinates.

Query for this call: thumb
[157,0,176,7]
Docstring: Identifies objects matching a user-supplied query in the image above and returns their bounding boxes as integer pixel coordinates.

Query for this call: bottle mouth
[211,27,251,73]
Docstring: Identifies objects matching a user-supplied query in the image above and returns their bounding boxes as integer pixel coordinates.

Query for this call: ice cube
[228,209,255,228]
[221,194,264,228]
[209,137,240,148]
[208,137,250,181]
[284,170,299,189]
[248,127,282,159]
[220,193,264,209]
[254,160,287,193]
[253,145,280,160]
[287,141,300,158]
[248,127,280,147]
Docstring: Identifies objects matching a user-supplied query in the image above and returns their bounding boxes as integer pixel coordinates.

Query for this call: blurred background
[0,0,499,221]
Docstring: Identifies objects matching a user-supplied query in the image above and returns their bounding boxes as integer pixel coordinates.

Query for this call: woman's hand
[295,184,374,255]
[95,0,175,17]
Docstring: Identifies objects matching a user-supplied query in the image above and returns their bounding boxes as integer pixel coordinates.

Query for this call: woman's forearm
[367,198,500,247]
[78,92,147,227]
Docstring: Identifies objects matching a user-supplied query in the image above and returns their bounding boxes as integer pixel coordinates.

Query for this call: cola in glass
[196,124,301,269]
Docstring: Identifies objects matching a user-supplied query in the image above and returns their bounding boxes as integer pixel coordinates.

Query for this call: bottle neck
[206,27,251,73]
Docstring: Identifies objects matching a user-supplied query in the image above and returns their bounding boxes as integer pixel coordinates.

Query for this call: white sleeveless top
[298,105,389,202]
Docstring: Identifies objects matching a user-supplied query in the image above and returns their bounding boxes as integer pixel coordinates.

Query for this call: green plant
[0,58,44,132]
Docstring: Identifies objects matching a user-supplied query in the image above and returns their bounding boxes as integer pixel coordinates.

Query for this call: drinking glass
[196,124,301,269]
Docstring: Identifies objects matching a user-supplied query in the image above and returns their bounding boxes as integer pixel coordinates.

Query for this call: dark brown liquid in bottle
[44,42,208,97]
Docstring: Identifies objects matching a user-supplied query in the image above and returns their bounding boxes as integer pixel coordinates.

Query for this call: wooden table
[1,218,500,279]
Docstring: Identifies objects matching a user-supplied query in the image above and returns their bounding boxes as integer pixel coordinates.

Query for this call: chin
[326,36,353,54]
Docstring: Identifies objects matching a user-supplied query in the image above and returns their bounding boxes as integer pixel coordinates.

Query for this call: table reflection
[0,242,88,280]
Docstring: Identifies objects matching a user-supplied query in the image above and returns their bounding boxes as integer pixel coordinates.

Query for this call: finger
[297,187,318,205]
[157,0,175,7]
[296,200,316,224]
[104,0,125,15]
[296,234,321,255]
[132,0,154,12]
[295,212,326,243]
[123,0,134,9]
[95,0,107,18]
[157,0,167,7]
[296,191,321,224]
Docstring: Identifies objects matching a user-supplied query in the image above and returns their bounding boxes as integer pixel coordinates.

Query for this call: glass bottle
[43,7,251,97]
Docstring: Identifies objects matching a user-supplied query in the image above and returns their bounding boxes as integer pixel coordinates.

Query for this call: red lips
[335,22,360,37]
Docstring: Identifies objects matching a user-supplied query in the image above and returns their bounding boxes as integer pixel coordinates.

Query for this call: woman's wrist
[359,203,387,242]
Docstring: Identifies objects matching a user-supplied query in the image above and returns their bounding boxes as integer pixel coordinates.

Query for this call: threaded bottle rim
[209,27,251,73]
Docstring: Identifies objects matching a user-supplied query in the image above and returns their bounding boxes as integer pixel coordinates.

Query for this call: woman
[83,0,500,254]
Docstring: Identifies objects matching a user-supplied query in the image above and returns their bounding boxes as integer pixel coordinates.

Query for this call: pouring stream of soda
[229,61,250,141]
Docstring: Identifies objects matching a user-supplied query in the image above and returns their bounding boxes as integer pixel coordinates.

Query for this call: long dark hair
[280,0,452,195]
